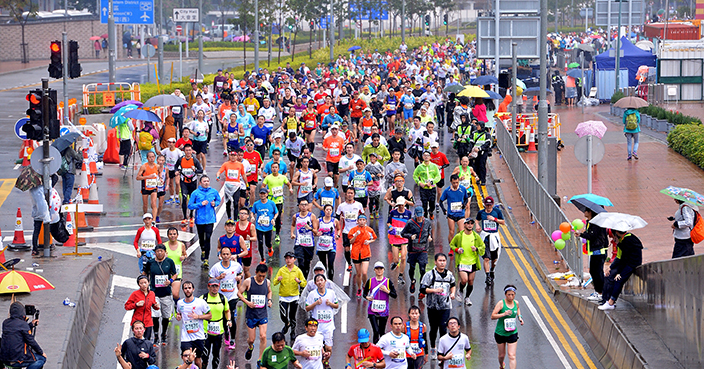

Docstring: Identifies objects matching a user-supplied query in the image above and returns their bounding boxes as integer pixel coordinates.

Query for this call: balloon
[551,230,562,241]
[572,219,585,230]
[561,232,571,241]
[559,222,572,233]
[555,239,566,250]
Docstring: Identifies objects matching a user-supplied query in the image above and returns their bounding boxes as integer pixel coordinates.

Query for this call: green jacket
[413,162,441,189]
[361,143,391,164]
[449,230,485,270]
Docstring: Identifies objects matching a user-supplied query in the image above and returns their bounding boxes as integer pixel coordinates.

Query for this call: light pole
[254,0,259,71]
[401,0,405,43]
[614,0,622,95]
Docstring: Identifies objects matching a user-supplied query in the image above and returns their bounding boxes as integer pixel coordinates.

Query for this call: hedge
[638,105,702,125]
[668,124,704,169]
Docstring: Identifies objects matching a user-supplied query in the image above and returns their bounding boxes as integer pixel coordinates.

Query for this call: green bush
[611,91,625,104]
[668,124,704,169]
[638,104,702,125]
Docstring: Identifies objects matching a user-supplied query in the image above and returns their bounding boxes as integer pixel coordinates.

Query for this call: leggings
[317,250,336,280]
[274,203,284,234]
[205,333,223,369]
[419,188,436,217]
[369,195,380,213]
[427,308,450,349]
[151,317,170,340]
[226,299,238,342]
[180,181,197,219]
[407,356,426,369]
[407,252,428,283]
[589,254,607,294]
[197,223,214,261]
[225,191,241,220]
[368,315,388,344]
[257,230,272,260]
[279,300,298,331]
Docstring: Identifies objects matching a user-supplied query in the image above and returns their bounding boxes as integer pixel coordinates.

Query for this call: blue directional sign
[15,118,28,140]
[348,2,388,20]
[100,0,154,24]
[319,16,331,30]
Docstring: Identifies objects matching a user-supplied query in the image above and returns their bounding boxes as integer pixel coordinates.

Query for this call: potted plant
[655,108,670,132]
[611,91,625,116]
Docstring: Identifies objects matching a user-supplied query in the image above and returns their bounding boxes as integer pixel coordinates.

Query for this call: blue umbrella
[485,90,502,100]
[569,194,613,207]
[348,46,361,52]
[110,100,143,113]
[109,104,138,128]
[566,69,583,79]
[124,109,162,122]
[472,75,499,86]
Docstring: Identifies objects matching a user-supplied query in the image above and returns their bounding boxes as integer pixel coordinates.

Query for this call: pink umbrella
[575,120,608,139]
[233,35,250,42]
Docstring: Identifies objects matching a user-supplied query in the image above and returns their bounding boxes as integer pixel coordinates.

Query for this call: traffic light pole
[254,0,259,71]
[41,79,52,258]
[198,0,204,76]
[62,32,69,125]
[158,0,164,83]
[108,0,116,83]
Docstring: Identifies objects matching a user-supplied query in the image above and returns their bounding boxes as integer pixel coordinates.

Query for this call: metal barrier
[58,98,78,123]
[495,121,582,280]
[82,82,141,109]
[495,112,561,147]
[622,254,704,368]
[621,83,665,105]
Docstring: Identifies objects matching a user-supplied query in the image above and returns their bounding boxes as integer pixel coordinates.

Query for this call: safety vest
[585,223,608,256]
[472,131,488,149]
[457,125,472,143]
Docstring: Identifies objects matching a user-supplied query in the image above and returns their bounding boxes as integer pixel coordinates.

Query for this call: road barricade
[495,112,562,148]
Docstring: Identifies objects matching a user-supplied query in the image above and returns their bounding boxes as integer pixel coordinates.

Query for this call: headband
[504,286,516,293]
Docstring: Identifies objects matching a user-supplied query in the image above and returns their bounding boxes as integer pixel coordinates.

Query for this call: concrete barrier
[57,257,114,369]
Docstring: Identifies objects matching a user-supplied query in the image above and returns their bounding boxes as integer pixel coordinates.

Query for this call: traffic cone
[75,204,94,232]
[11,208,27,247]
[80,150,90,201]
[526,126,538,153]
[62,212,76,247]
[19,140,33,167]
[37,224,52,247]
[88,139,101,176]
[88,182,100,204]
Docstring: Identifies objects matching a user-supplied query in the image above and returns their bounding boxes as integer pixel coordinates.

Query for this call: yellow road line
[501,226,598,369]
[0,179,17,209]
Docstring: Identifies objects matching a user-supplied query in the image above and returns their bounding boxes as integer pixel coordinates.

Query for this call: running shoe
[260,260,267,265]
[174,197,180,205]
[430,214,434,220]
[435,204,440,212]
[398,275,405,285]
[268,247,273,257]
[356,289,362,298]
[152,337,160,347]
[189,218,195,227]
[347,264,353,272]
[223,150,228,156]
[181,219,188,226]
[598,302,615,310]
[627,156,632,161]
[418,293,425,299]
[464,297,472,306]
[274,234,281,243]
[430,348,437,361]
[633,153,639,160]
[410,279,416,293]
[202,259,209,268]
[245,345,254,360]
[164,198,173,205]
[161,337,167,346]
[155,216,160,223]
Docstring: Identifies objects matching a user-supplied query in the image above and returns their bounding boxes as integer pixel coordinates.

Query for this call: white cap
[374,261,385,269]
[143,213,153,219]
[331,124,340,130]
[324,177,334,187]
[395,196,406,206]
[430,141,439,148]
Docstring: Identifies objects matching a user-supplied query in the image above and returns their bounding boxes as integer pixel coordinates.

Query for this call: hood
[313,261,326,273]
[9,302,24,319]
[165,115,175,126]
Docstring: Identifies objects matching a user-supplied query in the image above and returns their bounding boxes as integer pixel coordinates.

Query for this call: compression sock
[161,318,170,337]
[345,250,352,266]
[152,317,160,338]
[466,284,474,297]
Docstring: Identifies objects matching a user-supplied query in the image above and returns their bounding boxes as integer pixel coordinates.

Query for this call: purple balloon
[551,230,562,242]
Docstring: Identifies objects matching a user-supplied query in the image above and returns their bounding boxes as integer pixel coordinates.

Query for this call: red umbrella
[101,33,109,39]
[90,36,101,40]
[0,269,55,294]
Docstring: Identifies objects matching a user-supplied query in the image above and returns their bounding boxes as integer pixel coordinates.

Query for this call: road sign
[100,0,154,24]
[30,144,62,175]
[574,136,605,166]
[176,25,183,35]
[59,126,71,136]
[476,17,541,59]
[348,2,388,20]
[594,0,644,26]
[498,0,539,13]
[14,118,28,140]
[142,44,156,58]
[173,8,199,22]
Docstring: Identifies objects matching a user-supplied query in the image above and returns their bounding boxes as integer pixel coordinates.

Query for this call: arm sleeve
[134,228,144,250]
[387,280,398,299]
[362,279,371,296]
[154,227,162,244]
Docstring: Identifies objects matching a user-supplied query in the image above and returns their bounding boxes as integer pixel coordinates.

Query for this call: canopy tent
[594,36,657,86]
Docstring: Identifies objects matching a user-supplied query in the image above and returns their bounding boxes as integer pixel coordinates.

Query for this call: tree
[0,0,37,63]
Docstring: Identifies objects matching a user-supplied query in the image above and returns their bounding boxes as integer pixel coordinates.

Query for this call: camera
[25,305,36,316]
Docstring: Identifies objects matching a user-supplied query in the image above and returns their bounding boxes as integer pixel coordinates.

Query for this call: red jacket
[133,226,163,251]
[125,289,159,327]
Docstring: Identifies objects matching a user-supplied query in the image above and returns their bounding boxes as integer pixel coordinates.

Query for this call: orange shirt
[348,225,377,260]
[360,117,375,135]
[142,163,159,190]
[217,161,246,185]
[323,135,345,163]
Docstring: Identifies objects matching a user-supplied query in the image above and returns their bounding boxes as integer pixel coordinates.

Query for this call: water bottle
[63,298,76,307]
[31,263,39,267]
[98,256,102,261]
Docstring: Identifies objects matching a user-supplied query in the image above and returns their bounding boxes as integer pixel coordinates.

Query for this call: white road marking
[110,274,136,298]
[185,185,228,258]
[3,229,196,244]
[118,310,134,369]
[522,296,573,369]
[343,264,351,287]
[341,302,347,334]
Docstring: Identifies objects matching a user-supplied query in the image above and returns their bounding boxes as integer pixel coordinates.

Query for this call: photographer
[0,301,46,369]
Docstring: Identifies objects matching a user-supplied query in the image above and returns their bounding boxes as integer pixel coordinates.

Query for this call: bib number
[254,138,264,146]
[319,235,333,248]
[306,346,322,360]
[221,279,236,292]
[299,234,313,246]
[460,180,471,188]
[258,216,271,227]
[251,294,266,308]
[228,132,237,140]
[247,105,255,111]
[484,220,497,231]
[410,343,421,354]
[181,168,195,177]
[185,320,201,334]
[450,202,463,212]
[404,103,414,110]
[504,317,517,332]
[155,274,168,288]
[227,169,238,180]
[459,264,474,273]
[172,106,181,114]
[145,178,158,188]
[316,309,332,323]
[329,148,340,157]
[301,185,312,193]
[321,198,333,206]
[448,356,464,368]
[272,186,284,198]
[432,282,447,296]
[345,211,357,221]
[207,321,222,335]
[370,299,387,313]
[306,120,316,128]
[141,240,155,251]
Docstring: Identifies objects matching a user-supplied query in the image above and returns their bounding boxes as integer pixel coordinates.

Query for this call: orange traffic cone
[11,208,27,247]
[80,150,90,201]
[37,223,52,247]
[526,126,538,153]
[88,182,100,204]
[19,140,34,167]
[63,212,76,247]
[75,208,94,232]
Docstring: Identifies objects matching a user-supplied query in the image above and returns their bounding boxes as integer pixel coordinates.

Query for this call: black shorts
[437,178,445,188]
[326,161,339,175]
[241,257,252,267]
[248,180,258,187]
[352,257,370,264]
[168,170,177,179]
[483,237,498,260]
[355,197,368,208]
[119,140,132,155]
[448,214,464,222]
[181,339,207,359]
[298,192,315,203]
[351,116,361,126]
[342,233,351,249]
[240,189,248,197]
[294,244,315,260]
[494,332,518,344]
[141,188,157,196]
[192,140,208,154]
[157,191,166,198]
[341,185,349,194]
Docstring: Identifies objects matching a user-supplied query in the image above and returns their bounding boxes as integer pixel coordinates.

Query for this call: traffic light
[68,40,81,79]
[48,41,62,79]
[425,15,430,26]
[47,89,59,139]
[24,90,44,141]
[310,20,315,29]
[443,14,448,25]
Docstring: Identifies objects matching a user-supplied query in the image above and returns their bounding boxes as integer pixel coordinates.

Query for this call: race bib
[306,120,315,128]
[155,274,168,288]
[296,112,303,118]
[272,186,284,198]
[459,264,473,273]
[363,126,372,134]
[370,299,387,313]
[301,185,313,193]
[459,180,471,188]
[254,138,264,146]
[228,132,237,140]
[483,220,497,231]
[450,202,463,212]
[247,105,255,111]
[345,211,357,220]
[316,309,332,323]
[258,216,271,227]
[432,281,447,296]
[355,189,366,198]
[388,104,396,110]
[141,240,155,251]
[329,148,340,157]
[172,106,181,114]
[207,321,222,335]
[181,168,195,177]
[321,198,333,206]
[319,235,333,248]
[145,178,158,188]
[221,279,236,292]
[227,169,239,180]
[404,103,414,110]
[306,346,322,360]
[185,320,201,334]
[353,180,365,189]
[504,317,517,332]
[448,356,464,368]
[317,98,325,105]
[299,234,313,246]
[216,81,224,87]
[251,294,266,308]
[410,343,421,354]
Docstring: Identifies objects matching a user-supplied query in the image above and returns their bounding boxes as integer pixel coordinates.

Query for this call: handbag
[15,166,42,192]
[50,213,70,243]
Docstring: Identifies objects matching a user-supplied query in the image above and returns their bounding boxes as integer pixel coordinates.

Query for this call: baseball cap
[331,124,340,130]
[284,251,296,258]
[324,177,334,187]
[368,152,378,158]
[374,261,385,269]
[358,328,371,343]
[259,187,269,193]
[356,159,365,164]
[167,137,176,142]
[484,196,495,205]
[430,142,439,148]
[395,197,406,206]
[208,278,220,286]
[414,207,424,217]
[394,127,404,134]
[142,213,153,219]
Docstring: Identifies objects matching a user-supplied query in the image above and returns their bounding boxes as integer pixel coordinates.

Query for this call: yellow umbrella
[0,269,55,294]
[458,85,490,98]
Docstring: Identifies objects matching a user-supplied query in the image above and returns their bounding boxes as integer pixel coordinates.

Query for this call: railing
[82,82,141,109]
[495,121,582,281]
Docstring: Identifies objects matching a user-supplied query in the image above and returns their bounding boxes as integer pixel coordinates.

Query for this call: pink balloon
[551,230,562,242]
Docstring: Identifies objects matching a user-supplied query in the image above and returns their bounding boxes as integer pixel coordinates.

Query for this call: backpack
[625,111,638,130]
[138,131,153,150]
[200,293,228,321]
[687,206,704,244]
[406,321,425,350]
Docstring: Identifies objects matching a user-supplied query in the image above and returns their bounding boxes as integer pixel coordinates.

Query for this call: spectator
[0,301,46,369]
[599,230,643,310]
[114,320,156,369]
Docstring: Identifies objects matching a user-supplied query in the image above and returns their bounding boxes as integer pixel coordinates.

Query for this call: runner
[315,204,340,281]
[234,208,257,279]
[349,159,373,210]
[413,151,441,219]
[293,318,330,369]
[363,262,397,343]
[135,151,159,215]
[387,197,412,285]
[238,264,273,363]
[252,115,272,160]
[243,138,264,206]
[384,175,414,218]
[263,162,293,244]
[346,329,385,369]
[274,251,307,341]
[188,109,210,172]
[209,241,244,350]
[322,125,345,187]
[313,177,341,218]
[428,142,450,210]
[260,332,302,369]
[377,316,414,369]
[258,98,277,130]
[133,213,162,273]
[176,281,212,369]
[338,143,361,194]
[401,207,432,295]
[302,100,318,152]
[449,219,484,306]
[188,175,221,268]
[364,153,384,219]
[252,188,279,264]
[337,188,364,272]
[419,253,456,359]
[491,285,523,369]
[124,275,159,342]
[292,157,318,211]
[144,244,178,346]
[216,150,247,220]
[175,144,203,227]
[291,199,319,278]
[451,156,476,208]
[160,137,183,206]
[201,278,232,369]
[154,155,168,224]
[349,214,377,298]
[439,174,471,248]
[405,306,428,369]
[436,317,472,369]
[475,196,505,285]
[305,274,339,353]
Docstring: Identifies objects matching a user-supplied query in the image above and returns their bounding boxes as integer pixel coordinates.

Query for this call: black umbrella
[51,132,82,153]
[569,197,606,214]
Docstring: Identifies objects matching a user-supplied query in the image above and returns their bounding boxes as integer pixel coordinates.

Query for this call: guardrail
[495,121,582,281]
[82,82,141,109]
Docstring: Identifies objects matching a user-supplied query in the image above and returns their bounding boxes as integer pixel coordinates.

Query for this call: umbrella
[589,212,647,232]
[101,33,108,39]
[635,40,654,50]
[590,34,601,39]
[566,69,583,79]
[0,269,55,294]
[89,36,101,41]
[514,79,527,90]
[51,132,82,153]
[143,94,188,108]
[458,85,490,98]
[613,96,648,109]
[569,197,606,214]
[568,62,580,68]
[348,46,361,52]
[569,194,613,207]
[472,75,499,86]
[444,84,464,94]
[575,120,608,139]
[233,35,250,42]
[577,43,594,52]
[660,186,704,208]
[523,87,553,97]
[109,104,138,128]
[110,100,143,114]
[124,109,162,122]
[485,90,502,100]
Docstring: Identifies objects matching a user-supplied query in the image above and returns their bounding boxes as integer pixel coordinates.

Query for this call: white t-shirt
[209,261,243,301]
[437,333,471,369]
[305,289,338,333]
[176,297,211,342]
[161,147,184,171]
[292,333,326,369]
[259,106,277,123]
[336,201,364,233]
[364,136,388,147]
[409,127,426,144]
[338,154,361,185]
[188,120,209,141]
[377,332,411,369]
[422,132,438,149]
[137,227,158,252]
